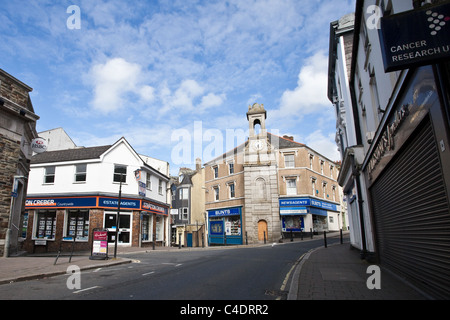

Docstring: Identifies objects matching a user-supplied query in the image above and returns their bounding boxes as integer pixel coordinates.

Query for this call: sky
[1,0,356,175]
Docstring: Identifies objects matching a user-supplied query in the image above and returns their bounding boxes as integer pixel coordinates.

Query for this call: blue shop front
[280,197,340,236]
[208,207,243,245]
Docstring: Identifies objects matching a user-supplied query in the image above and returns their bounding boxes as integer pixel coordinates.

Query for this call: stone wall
[0,134,20,256]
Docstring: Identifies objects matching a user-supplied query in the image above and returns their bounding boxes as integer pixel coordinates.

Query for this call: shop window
[44,166,55,184]
[35,210,56,239]
[113,165,127,183]
[65,209,89,241]
[155,215,163,241]
[74,164,87,183]
[226,216,241,236]
[284,154,295,168]
[141,214,152,241]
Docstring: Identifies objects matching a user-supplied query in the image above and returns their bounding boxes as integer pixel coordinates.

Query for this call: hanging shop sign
[379,2,450,72]
[31,137,48,154]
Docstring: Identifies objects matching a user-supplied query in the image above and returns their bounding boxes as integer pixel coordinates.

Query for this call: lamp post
[113,173,124,259]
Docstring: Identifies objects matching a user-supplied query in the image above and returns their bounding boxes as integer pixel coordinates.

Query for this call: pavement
[0,232,430,300]
[287,240,430,300]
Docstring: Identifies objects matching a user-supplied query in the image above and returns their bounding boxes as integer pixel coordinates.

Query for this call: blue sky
[1,0,355,175]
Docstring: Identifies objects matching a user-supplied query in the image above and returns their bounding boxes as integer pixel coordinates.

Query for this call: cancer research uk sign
[380,2,450,72]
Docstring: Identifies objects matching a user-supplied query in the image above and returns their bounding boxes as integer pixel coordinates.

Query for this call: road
[0,235,343,301]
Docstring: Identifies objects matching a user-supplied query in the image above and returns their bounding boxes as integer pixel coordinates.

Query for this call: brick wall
[23,208,107,254]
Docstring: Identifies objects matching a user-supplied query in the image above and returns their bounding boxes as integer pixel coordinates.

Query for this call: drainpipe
[351,156,367,259]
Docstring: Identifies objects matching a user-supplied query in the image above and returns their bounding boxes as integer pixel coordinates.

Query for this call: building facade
[330,0,450,299]
[204,103,344,245]
[24,137,170,254]
[0,69,39,257]
[170,160,206,247]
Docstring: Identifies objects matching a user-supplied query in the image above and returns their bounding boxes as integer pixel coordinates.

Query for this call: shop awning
[280,207,308,215]
[310,207,328,217]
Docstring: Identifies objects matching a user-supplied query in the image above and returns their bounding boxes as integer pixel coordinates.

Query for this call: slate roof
[31,145,111,164]
[268,133,306,149]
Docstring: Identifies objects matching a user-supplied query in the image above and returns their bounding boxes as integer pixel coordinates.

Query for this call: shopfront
[279,197,340,236]
[208,207,243,245]
[363,65,450,300]
[23,195,168,253]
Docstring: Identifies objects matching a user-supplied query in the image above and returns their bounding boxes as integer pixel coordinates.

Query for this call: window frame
[113,165,127,183]
[284,154,295,168]
[74,164,87,183]
[44,166,55,184]
[64,209,89,241]
[286,177,297,195]
[34,210,57,240]
[228,182,235,198]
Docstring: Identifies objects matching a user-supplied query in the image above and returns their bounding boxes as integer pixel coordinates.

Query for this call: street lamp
[113,173,125,259]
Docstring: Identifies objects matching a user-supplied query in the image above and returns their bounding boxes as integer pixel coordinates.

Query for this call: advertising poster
[90,229,108,260]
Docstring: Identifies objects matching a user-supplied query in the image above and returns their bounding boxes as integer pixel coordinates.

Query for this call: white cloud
[158,79,225,116]
[305,130,340,162]
[200,93,226,111]
[89,58,155,113]
[278,51,330,117]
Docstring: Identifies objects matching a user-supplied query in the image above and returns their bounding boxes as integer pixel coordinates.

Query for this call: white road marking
[73,286,100,294]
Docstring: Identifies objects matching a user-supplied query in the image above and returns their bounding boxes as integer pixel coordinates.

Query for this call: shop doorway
[104,212,131,245]
[258,220,268,241]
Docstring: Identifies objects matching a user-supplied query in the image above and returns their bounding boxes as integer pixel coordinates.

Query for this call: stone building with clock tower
[243,103,280,244]
[204,103,344,246]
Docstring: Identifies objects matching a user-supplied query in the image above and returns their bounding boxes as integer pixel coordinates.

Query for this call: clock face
[252,140,265,151]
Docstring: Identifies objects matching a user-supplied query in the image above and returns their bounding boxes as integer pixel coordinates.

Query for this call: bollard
[290,230,293,242]
[264,231,266,244]
[245,231,248,245]
[324,231,327,248]
[340,228,343,244]
[301,230,303,240]
[310,228,313,239]
[178,233,181,249]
